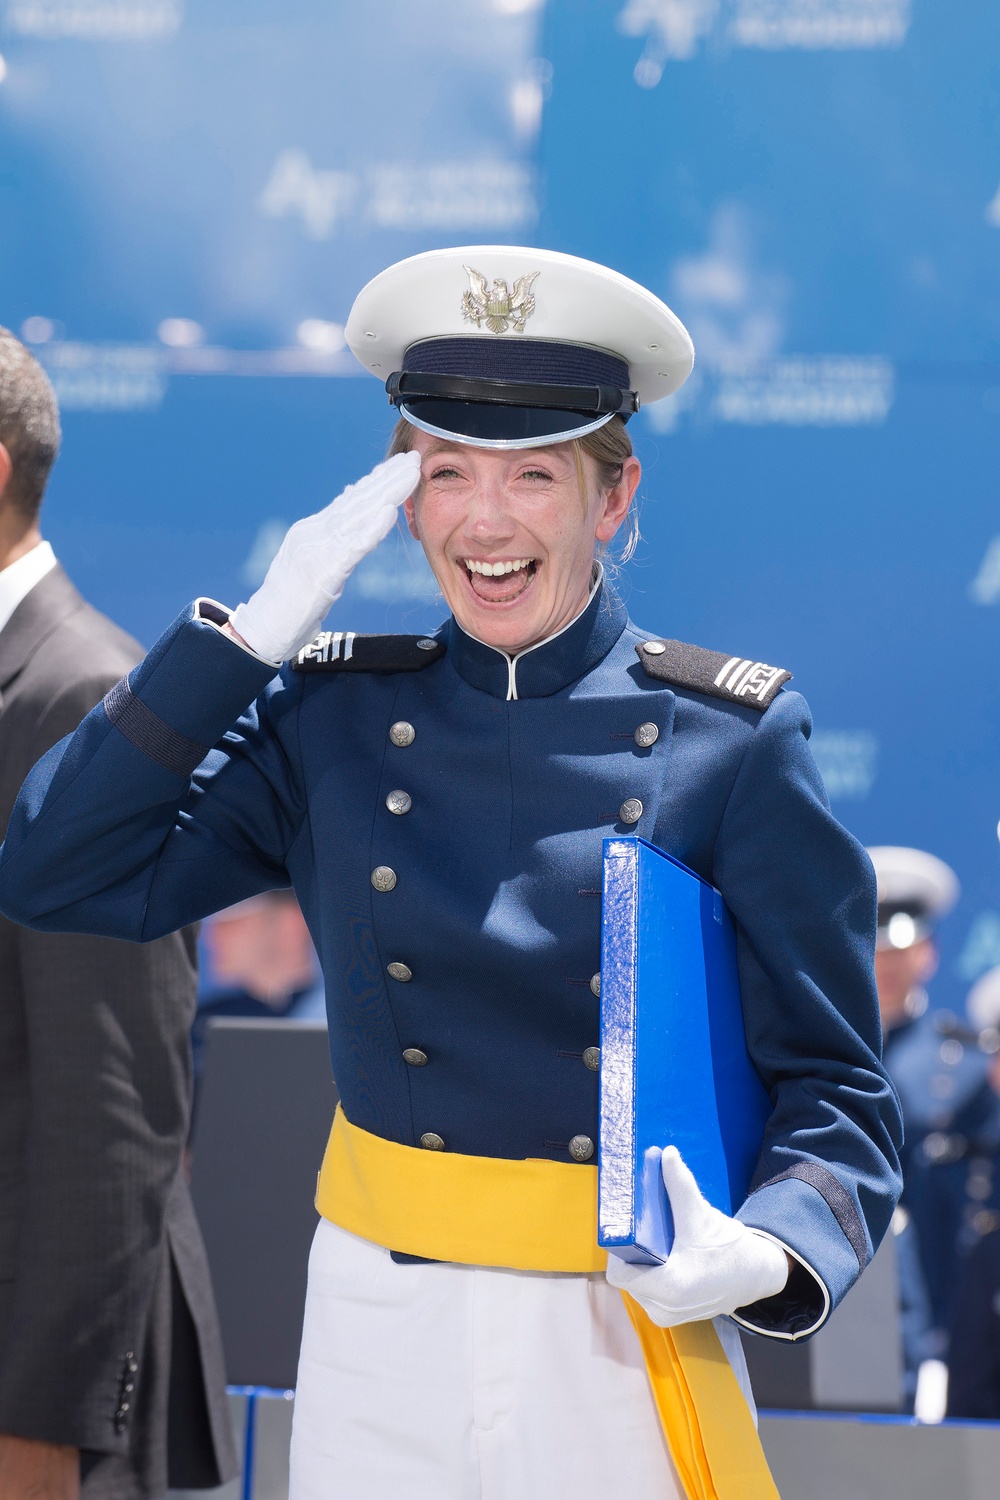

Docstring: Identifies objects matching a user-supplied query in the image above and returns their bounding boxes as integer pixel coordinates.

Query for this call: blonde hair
[387,414,639,564]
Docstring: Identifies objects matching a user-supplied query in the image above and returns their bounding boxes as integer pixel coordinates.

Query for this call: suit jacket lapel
[0,566,88,700]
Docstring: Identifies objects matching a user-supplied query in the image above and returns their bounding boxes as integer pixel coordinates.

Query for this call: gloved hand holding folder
[605,1146,789,1326]
[597,836,774,1274]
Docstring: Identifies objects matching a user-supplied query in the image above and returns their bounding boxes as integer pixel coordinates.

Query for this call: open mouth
[462,556,538,605]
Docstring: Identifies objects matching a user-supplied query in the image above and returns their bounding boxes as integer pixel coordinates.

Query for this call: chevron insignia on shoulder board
[636,638,792,710]
[293,631,446,673]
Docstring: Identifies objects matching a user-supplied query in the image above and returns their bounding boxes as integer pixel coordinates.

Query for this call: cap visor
[399,400,615,450]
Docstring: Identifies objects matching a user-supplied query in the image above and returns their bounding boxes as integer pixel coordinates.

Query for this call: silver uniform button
[568,1134,595,1162]
[642,641,666,656]
[389,721,415,747]
[371,866,397,892]
[386,962,412,982]
[634,722,659,749]
[583,1046,601,1072]
[420,1132,445,1150]
[590,972,601,997]
[386,789,412,815]
[619,798,643,825]
[416,638,438,651]
[403,1047,428,1066]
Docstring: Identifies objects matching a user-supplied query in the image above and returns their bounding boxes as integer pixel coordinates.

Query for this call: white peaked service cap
[345,245,695,450]
[867,846,959,950]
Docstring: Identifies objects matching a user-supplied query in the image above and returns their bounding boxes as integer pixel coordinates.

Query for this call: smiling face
[403,430,641,655]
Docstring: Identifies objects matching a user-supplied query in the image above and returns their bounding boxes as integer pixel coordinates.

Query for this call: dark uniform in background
[869,846,1000,1417]
[0,559,237,1499]
[885,1008,999,1337]
[948,1227,1000,1418]
[903,1034,1000,1323]
[946,965,1000,1418]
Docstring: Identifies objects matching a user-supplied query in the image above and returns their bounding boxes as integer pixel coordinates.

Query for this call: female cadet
[0,247,902,1500]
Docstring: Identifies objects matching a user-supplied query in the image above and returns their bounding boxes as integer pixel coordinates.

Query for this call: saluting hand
[605,1146,789,1326]
[229,451,422,663]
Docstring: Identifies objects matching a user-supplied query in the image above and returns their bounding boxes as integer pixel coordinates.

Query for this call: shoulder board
[635,638,791,711]
[293,631,445,674]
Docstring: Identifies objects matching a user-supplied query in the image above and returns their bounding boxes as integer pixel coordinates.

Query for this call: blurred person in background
[870,846,1000,1413]
[0,329,236,1500]
[192,890,325,1090]
[870,846,965,1181]
[948,1223,1000,1418]
[942,965,1000,1419]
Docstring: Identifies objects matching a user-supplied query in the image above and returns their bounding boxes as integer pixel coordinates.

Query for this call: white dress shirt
[0,540,57,637]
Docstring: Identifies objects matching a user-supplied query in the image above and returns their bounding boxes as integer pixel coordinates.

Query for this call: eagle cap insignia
[461,266,540,335]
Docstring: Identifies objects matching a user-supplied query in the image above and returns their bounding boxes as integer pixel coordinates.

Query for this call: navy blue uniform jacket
[0,583,901,1339]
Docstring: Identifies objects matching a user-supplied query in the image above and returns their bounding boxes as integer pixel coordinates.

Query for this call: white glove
[229,452,422,662]
[605,1146,789,1327]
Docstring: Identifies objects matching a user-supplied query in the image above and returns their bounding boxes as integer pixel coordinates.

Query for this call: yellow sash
[316,1105,779,1500]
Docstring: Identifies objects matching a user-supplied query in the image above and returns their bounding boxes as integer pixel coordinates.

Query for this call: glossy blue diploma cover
[597,836,771,1264]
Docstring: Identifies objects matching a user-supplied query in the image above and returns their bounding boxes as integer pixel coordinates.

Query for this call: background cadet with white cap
[868,847,1000,1371]
[869,847,961,1049]
[0,246,901,1500]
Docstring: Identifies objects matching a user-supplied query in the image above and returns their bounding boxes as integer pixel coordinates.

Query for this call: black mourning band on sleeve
[752,1162,870,1272]
[102,676,211,780]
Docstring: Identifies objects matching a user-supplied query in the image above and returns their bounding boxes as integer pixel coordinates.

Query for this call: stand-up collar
[446,573,629,700]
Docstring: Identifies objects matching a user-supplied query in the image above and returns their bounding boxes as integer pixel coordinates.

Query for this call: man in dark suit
[0,328,237,1500]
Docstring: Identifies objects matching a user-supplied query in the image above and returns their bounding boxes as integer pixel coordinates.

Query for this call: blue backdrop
[1,0,998,1008]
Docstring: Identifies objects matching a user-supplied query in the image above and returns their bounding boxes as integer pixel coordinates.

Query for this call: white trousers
[289,1220,755,1500]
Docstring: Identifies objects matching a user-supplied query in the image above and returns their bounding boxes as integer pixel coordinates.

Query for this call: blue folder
[598,836,771,1265]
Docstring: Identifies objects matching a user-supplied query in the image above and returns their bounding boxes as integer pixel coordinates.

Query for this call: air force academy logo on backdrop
[6,0,182,38]
[461,268,540,334]
[259,158,538,241]
[619,0,912,86]
[646,203,895,434]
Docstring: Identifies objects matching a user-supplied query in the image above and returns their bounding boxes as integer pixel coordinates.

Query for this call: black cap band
[877,901,933,926]
[391,335,637,447]
[387,370,638,416]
